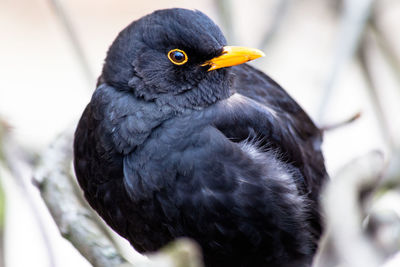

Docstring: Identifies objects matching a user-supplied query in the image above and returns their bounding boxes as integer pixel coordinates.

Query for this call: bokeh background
[1,0,400,266]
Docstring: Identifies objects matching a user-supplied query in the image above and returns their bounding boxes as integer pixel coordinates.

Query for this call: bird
[74,8,327,267]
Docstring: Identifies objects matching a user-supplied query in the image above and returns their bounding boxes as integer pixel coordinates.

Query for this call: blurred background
[1,0,400,266]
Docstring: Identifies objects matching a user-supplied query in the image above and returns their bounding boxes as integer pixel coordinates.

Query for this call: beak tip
[252,48,265,59]
[204,46,265,71]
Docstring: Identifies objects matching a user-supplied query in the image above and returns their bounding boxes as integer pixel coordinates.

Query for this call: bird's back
[232,63,327,238]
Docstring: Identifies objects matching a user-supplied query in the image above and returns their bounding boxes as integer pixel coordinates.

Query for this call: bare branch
[314,151,385,267]
[33,130,128,267]
[0,120,7,267]
[33,129,205,267]
[369,16,400,89]
[213,0,235,43]
[357,34,396,150]
[320,111,361,132]
[317,0,374,123]
[47,0,95,88]
[258,0,292,50]
[1,122,58,267]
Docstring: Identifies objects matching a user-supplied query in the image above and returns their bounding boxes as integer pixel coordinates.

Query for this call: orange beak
[202,46,265,71]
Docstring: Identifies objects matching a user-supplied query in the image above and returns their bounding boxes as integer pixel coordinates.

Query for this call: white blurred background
[1,0,400,266]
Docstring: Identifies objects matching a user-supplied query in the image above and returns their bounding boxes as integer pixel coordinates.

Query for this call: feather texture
[74,8,327,267]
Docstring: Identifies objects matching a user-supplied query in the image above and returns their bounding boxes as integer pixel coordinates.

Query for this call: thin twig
[314,151,385,267]
[213,0,235,43]
[0,180,3,267]
[33,130,128,267]
[1,127,58,267]
[368,17,400,91]
[259,0,292,50]
[320,111,361,132]
[0,121,5,267]
[47,0,95,88]
[33,129,205,267]
[318,0,374,123]
[357,34,396,151]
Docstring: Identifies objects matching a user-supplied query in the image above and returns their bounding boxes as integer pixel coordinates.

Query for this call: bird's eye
[167,49,188,65]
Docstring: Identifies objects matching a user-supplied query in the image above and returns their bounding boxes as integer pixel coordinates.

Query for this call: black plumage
[74,8,327,267]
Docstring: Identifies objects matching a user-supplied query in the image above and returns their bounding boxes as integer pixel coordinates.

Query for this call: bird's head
[101,8,264,109]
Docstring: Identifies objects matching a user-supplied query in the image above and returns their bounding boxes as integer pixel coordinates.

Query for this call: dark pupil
[172,51,185,62]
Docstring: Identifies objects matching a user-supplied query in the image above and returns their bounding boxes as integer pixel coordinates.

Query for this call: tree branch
[213,0,235,43]
[314,151,386,267]
[0,119,8,267]
[33,129,204,267]
[258,0,291,50]
[317,0,374,123]
[33,129,127,267]
[1,121,58,267]
[47,0,95,88]
[357,33,396,150]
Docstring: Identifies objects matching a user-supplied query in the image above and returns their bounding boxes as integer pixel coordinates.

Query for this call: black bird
[74,8,327,267]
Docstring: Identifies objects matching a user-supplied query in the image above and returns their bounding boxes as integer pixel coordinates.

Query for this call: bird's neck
[92,84,178,154]
[155,75,233,111]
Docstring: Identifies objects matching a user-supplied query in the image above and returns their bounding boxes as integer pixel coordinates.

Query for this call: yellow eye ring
[167,49,188,65]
